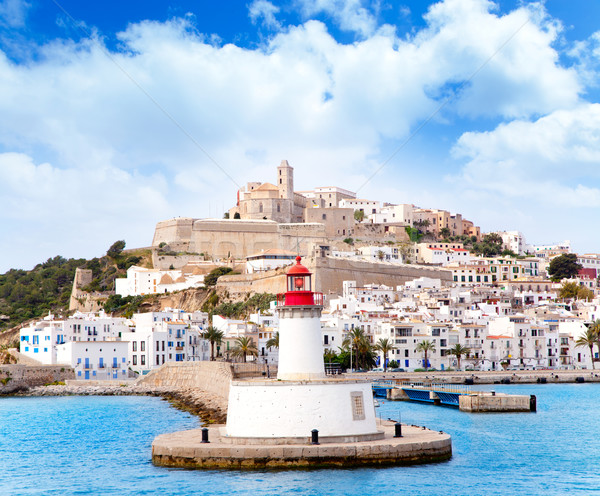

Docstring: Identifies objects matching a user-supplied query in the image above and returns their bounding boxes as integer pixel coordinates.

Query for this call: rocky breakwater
[11,382,227,424]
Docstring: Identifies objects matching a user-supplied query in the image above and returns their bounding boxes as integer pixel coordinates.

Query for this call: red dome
[287,256,311,275]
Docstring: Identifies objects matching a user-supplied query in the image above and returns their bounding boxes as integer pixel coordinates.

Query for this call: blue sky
[1,0,600,271]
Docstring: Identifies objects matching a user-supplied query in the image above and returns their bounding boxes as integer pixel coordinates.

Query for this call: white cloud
[0,0,593,269]
[0,0,30,27]
[448,103,600,245]
[295,0,378,38]
[248,0,282,30]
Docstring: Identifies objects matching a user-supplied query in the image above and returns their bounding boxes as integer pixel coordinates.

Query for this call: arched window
[277,203,281,213]
[259,203,263,213]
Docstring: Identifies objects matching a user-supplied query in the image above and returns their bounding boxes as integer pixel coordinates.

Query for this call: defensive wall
[217,256,453,297]
[152,218,329,261]
[313,256,453,294]
[0,365,75,394]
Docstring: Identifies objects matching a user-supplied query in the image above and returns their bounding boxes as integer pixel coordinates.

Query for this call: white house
[57,341,130,381]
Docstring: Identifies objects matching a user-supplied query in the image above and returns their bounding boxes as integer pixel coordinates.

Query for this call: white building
[245,249,297,274]
[57,341,130,380]
[339,198,381,215]
[115,265,205,297]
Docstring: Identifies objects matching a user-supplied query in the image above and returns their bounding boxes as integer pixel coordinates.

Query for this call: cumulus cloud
[0,0,593,268]
[248,0,282,30]
[448,103,600,245]
[295,0,379,38]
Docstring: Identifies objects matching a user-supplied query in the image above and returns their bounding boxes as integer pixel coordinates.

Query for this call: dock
[373,380,536,412]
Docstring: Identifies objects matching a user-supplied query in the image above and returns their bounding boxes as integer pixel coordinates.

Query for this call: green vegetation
[559,281,594,300]
[343,237,354,245]
[404,226,424,243]
[548,254,582,281]
[202,326,224,361]
[266,331,279,349]
[209,293,276,319]
[416,339,436,371]
[354,210,365,222]
[341,327,376,370]
[0,241,154,332]
[204,267,235,286]
[448,343,471,371]
[575,327,598,369]
[231,336,258,363]
[470,233,503,257]
[0,255,86,331]
[102,294,149,317]
[374,337,396,371]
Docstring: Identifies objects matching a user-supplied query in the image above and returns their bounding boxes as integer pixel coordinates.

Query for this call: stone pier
[152,420,452,469]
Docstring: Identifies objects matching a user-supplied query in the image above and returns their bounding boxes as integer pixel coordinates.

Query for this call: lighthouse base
[225,379,378,439]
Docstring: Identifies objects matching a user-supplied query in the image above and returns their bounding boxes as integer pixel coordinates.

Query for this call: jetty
[373,380,536,412]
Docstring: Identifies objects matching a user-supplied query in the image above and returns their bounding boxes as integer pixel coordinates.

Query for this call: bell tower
[277,159,294,201]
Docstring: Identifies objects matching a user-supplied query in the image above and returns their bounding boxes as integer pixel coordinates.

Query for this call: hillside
[0,241,152,334]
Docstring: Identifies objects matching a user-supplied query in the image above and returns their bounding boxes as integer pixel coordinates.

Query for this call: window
[141,341,145,352]
[322,214,327,220]
[133,356,137,365]
[141,355,146,365]
[132,342,137,352]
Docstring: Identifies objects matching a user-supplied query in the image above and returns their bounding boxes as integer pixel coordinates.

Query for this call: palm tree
[231,336,258,363]
[576,327,598,369]
[374,338,396,371]
[342,327,374,371]
[416,340,436,371]
[590,320,600,365]
[448,344,471,371]
[202,326,224,361]
[266,331,279,350]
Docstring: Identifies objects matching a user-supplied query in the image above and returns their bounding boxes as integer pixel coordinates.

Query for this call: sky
[1,0,600,272]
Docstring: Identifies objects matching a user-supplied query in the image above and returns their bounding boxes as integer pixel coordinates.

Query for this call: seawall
[0,365,75,394]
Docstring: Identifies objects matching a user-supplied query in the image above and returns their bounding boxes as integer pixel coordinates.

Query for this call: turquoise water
[1,384,599,495]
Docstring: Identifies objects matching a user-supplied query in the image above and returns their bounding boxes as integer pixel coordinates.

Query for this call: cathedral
[228,160,307,223]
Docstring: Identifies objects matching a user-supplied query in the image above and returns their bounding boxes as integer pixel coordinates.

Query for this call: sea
[1,383,599,496]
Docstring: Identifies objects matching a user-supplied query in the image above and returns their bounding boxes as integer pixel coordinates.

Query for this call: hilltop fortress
[151,160,482,290]
[153,160,365,259]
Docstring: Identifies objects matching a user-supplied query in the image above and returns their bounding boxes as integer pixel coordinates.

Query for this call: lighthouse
[277,256,325,380]
[225,257,379,440]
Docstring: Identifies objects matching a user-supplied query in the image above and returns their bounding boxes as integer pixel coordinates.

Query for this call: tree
[404,226,423,243]
[266,331,279,350]
[204,267,234,286]
[376,250,385,261]
[354,209,365,222]
[231,336,258,363]
[416,340,436,371]
[590,320,600,365]
[202,326,224,361]
[576,327,598,369]
[374,338,396,371]
[448,344,471,371]
[342,327,375,370]
[548,254,582,281]
[439,227,451,239]
[107,240,126,258]
[559,281,594,300]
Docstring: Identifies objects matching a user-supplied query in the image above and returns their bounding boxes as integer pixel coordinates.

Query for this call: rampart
[0,365,75,394]
[313,256,452,294]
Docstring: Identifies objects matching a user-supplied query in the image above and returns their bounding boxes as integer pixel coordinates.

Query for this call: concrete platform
[151,421,452,469]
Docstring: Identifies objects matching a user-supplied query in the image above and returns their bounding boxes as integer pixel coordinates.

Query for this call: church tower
[277,159,294,201]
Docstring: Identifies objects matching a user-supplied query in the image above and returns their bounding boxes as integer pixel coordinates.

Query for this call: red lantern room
[278,256,323,306]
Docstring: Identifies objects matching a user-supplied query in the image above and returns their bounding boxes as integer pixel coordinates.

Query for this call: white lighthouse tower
[226,257,380,440]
